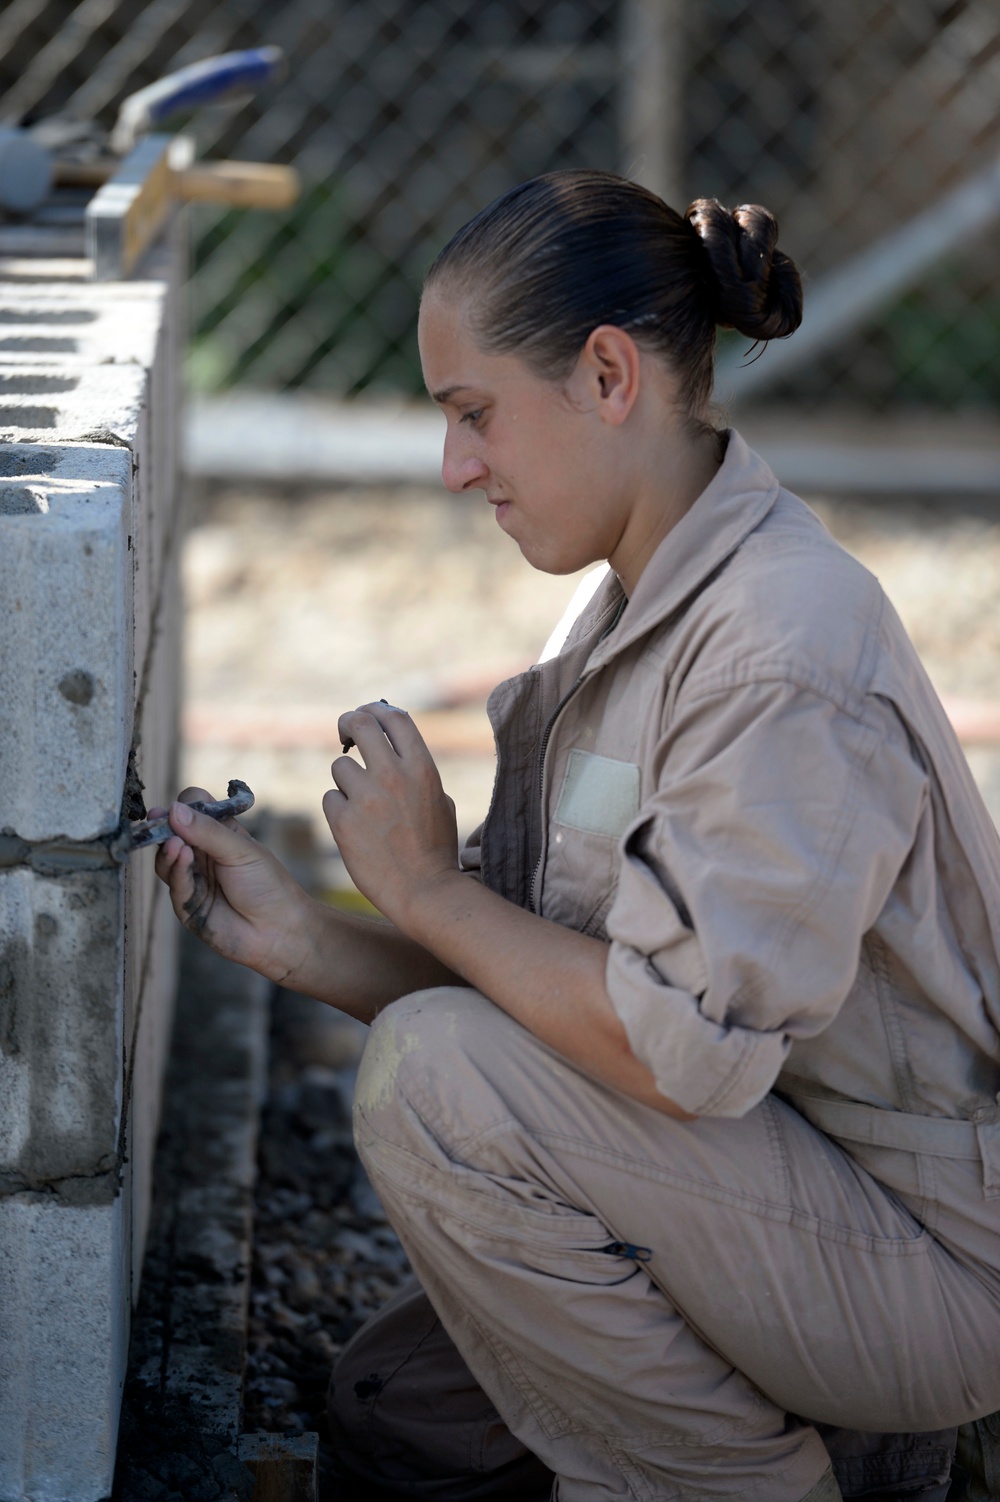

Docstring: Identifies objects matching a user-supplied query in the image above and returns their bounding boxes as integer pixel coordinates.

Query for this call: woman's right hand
[151,787,312,986]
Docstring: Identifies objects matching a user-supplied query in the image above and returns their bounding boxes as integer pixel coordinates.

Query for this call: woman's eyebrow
[431,384,473,405]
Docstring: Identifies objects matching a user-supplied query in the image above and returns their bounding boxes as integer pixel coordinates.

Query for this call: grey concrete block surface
[0,360,147,446]
[0,865,123,1187]
[125,883,179,1289]
[0,280,168,372]
[0,443,133,841]
[0,1192,128,1502]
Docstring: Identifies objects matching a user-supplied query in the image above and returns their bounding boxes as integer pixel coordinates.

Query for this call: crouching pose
[155,172,1000,1501]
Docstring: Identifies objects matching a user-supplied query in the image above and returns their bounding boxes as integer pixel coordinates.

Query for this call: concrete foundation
[0,227,184,1500]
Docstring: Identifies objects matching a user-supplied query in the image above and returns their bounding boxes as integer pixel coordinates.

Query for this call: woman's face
[418,291,636,577]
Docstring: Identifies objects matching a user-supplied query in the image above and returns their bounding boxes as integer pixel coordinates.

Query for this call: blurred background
[4,0,999,406]
[3,0,999,862]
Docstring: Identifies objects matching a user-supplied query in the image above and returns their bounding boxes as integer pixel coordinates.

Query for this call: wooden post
[620,0,685,209]
[238,1433,318,1502]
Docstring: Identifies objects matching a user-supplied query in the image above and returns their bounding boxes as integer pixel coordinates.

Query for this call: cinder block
[0,360,147,445]
[131,383,156,693]
[0,252,185,686]
[0,444,133,842]
[123,538,184,1071]
[0,359,155,679]
[0,281,168,371]
[122,832,156,1106]
[0,256,92,284]
[138,512,184,805]
[0,866,124,1185]
[0,1190,128,1502]
[126,884,179,1290]
[125,534,184,1289]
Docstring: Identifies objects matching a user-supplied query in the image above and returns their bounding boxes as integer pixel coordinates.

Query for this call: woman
[155,173,1000,1502]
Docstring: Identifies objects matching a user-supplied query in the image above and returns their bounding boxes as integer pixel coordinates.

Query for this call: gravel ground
[176,473,1000,1484]
[240,985,405,1474]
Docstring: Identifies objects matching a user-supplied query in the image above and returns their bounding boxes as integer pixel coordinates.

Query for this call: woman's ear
[573,324,642,426]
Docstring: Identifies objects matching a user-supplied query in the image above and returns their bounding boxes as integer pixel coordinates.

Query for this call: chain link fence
[2,0,999,409]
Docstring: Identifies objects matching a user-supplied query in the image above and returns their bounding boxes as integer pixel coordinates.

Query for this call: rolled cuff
[606,939,790,1117]
[459,822,484,874]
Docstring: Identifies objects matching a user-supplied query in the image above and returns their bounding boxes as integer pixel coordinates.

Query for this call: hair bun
[686,198,803,341]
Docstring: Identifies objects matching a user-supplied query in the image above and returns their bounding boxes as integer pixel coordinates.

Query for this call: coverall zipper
[528,597,628,914]
[528,674,586,914]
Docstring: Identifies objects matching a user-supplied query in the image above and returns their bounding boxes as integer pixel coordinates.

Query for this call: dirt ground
[179,478,1000,849]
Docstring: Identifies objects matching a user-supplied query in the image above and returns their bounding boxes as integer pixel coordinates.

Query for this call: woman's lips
[491,498,510,525]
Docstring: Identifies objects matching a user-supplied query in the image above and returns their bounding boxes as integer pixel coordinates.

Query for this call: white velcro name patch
[553,750,640,840]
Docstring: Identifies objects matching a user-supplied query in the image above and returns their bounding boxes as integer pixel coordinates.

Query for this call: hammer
[0,48,297,216]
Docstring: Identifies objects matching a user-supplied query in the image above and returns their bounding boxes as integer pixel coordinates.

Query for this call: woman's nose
[441,429,488,493]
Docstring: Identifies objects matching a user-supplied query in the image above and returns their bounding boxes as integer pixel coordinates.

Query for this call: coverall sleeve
[604,676,929,1117]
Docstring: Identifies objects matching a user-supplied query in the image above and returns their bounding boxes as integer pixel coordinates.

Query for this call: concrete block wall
[0,232,185,1502]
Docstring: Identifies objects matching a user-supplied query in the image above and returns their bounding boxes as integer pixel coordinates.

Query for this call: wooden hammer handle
[175,160,300,209]
[56,156,300,210]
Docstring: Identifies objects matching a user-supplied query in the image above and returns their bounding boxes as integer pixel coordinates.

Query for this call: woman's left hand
[323,701,461,930]
[324,708,692,1119]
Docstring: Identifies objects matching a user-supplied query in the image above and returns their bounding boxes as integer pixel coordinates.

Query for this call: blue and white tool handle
[111,47,286,155]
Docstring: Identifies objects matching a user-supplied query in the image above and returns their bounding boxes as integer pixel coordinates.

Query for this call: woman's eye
[460,408,484,427]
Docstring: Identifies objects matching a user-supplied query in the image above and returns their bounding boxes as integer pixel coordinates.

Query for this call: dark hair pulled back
[424,170,803,417]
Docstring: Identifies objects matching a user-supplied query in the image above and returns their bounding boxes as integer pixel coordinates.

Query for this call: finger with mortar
[341,698,403,753]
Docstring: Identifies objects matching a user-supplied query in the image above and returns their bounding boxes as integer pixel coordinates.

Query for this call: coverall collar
[587,429,781,672]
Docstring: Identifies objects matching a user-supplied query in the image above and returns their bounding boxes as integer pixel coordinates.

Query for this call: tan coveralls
[329,433,1000,1500]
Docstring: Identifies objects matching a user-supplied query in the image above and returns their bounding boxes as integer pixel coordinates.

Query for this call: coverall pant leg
[331,989,1000,1502]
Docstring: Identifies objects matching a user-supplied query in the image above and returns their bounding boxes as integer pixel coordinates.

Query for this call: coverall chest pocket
[542,750,641,938]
